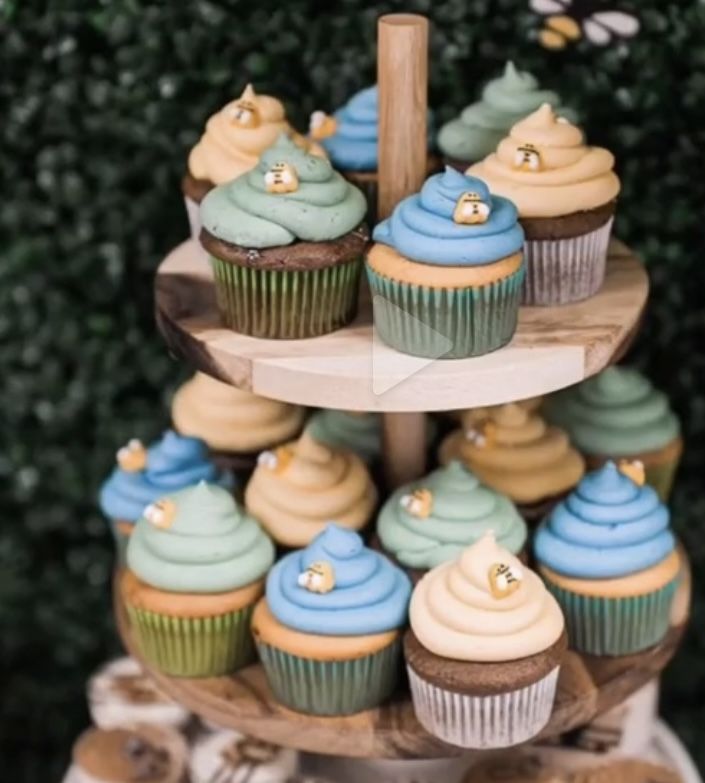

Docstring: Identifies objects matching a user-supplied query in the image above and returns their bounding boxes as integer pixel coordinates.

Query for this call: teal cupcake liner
[366,263,524,359]
[211,255,362,339]
[544,579,678,656]
[126,603,257,677]
[256,637,402,715]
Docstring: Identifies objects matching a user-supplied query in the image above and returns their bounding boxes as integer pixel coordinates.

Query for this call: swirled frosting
[266,524,411,635]
[200,134,367,248]
[378,461,527,569]
[171,373,305,454]
[439,403,584,504]
[372,167,524,265]
[410,532,564,661]
[245,430,378,547]
[99,430,232,522]
[544,367,681,456]
[127,482,275,593]
[306,409,381,464]
[468,103,620,217]
[534,462,676,579]
[438,62,572,163]
[188,84,319,185]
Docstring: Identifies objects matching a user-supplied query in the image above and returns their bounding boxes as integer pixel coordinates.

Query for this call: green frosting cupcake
[377,461,527,570]
[437,62,572,164]
[127,481,275,593]
[544,367,680,456]
[306,410,381,464]
[200,135,367,248]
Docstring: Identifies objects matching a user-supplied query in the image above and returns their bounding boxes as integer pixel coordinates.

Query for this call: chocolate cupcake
[200,134,368,339]
[469,104,620,305]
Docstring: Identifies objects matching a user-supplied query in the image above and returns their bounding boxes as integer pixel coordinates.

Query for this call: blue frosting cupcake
[534,462,681,656]
[253,524,411,715]
[366,167,525,358]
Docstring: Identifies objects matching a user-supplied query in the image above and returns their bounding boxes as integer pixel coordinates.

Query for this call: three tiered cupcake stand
[115,11,692,773]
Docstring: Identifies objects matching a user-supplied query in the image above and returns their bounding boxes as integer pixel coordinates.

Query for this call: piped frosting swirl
[306,409,382,464]
[410,532,564,661]
[266,524,411,635]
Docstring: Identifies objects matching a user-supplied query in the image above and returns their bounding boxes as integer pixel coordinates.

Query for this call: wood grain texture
[114,572,687,760]
[383,412,428,488]
[154,239,648,411]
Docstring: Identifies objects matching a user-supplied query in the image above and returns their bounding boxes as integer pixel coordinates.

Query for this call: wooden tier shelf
[115,576,686,760]
[155,239,648,412]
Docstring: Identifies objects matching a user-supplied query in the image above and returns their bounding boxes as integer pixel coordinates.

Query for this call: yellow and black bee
[453,192,491,225]
[530,0,639,50]
[229,84,261,128]
[513,143,542,172]
[298,561,336,594]
[264,162,299,194]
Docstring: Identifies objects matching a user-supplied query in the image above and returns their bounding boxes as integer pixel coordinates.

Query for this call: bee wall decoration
[529,0,640,50]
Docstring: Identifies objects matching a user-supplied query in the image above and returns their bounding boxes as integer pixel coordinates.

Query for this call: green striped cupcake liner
[366,263,525,359]
[211,255,362,339]
[126,603,257,677]
[544,579,678,656]
[256,637,402,715]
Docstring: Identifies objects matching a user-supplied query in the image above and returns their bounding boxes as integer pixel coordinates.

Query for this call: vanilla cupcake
[245,430,377,547]
[171,372,306,473]
[183,84,322,238]
[405,532,567,748]
[439,402,585,521]
[469,104,620,305]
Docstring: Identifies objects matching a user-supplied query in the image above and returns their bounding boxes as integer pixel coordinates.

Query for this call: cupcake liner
[522,218,614,306]
[211,255,362,339]
[407,665,560,749]
[256,637,402,715]
[184,195,201,242]
[544,578,678,656]
[366,264,524,359]
[126,603,257,677]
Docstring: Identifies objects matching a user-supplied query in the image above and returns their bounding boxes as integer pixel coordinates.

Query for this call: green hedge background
[1,1,704,779]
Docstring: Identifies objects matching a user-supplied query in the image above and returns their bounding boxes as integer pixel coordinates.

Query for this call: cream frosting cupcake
[405,532,567,749]
[171,372,306,472]
[245,429,377,547]
[469,103,620,305]
[438,402,585,521]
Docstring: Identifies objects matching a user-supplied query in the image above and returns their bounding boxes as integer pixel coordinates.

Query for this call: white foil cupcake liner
[522,218,614,306]
[184,195,201,242]
[407,664,560,749]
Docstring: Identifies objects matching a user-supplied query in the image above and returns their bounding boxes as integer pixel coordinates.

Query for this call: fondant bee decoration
[264,162,299,194]
[309,110,338,140]
[221,736,280,768]
[400,488,433,518]
[257,446,293,474]
[529,0,640,50]
[229,84,261,128]
[617,459,646,486]
[489,562,524,599]
[298,561,336,594]
[453,192,491,225]
[144,498,177,530]
[464,420,498,449]
[123,736,170,781]
[116,438,147,473]
[514,143,542,172]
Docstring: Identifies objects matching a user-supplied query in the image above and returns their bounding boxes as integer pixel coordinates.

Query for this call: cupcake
[366,167,525,359]
[99,430,233,562]
[252,524,411,715]
[534,462,681,656]
[438,62,573,170]
[309,85,437,213]
[376,461,527,582]
[405,532,567,749]
[183,83,322,239]
[306,409,382,465]
[438,403,585,522]
[122,482,275,677]
[87,657,190,730]
[544,367,683,500]
[245,430,377,548]
[200,134,368,339]
[65,725,188,783]
[469,104,620,305]
[189,729,298,783]
[171,372,306,474]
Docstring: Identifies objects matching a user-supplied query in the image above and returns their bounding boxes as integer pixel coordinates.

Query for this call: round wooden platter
[115,569,688,760]
[154,238,648,412]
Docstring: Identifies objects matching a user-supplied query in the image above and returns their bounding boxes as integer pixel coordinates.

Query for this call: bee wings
[585,11,640,45]
[529,0,569,13]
